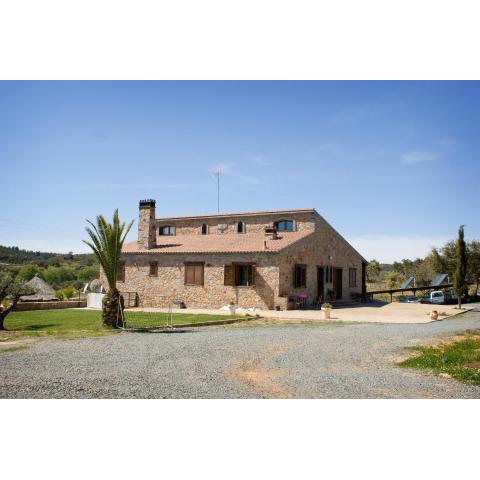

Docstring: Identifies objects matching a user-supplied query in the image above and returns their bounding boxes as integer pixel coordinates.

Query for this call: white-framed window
[159,225,176,236]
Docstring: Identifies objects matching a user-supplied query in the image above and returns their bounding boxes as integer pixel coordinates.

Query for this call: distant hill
[0,245,95,266]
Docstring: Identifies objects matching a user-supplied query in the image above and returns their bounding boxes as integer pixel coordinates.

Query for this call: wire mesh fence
[118,295,174,330]
[117,294,243,330]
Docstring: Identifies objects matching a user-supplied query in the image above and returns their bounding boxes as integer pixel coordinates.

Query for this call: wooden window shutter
[224,264,234,286]
[195,264,204,285]
[117,261,125,282]
[185,264,194,284]
[252,264,256,287]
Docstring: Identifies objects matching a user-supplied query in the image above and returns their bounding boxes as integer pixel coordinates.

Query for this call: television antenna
[213,168,221,213]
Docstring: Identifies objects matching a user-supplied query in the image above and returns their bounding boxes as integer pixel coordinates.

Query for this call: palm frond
[83,210,134,291]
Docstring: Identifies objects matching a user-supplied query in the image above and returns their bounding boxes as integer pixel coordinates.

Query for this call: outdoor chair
[297,293,308,309]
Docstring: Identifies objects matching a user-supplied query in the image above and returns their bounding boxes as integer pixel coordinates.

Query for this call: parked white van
[420,290,457,305]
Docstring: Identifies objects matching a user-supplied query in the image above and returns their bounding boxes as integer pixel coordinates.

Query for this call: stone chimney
[264,226,278,240]
[138,199,156,249]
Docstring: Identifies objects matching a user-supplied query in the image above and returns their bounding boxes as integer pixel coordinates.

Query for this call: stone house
[116,199,367,310]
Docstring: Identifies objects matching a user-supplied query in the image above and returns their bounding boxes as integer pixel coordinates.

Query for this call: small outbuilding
[20,275,58,302]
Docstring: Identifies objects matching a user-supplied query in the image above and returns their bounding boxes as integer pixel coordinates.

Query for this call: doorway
[333,268,343,300]
[317,267,325,301]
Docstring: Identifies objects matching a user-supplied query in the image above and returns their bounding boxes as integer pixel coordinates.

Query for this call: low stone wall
[14,300,87,311]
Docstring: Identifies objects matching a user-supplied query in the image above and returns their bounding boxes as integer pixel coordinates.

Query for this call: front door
[317,267,325,301]
[333,268,343,300]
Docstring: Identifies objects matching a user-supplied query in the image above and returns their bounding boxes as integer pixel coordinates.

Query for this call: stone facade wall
[277,215,364,301]
[155,211,316,236]
[116,253,280,309]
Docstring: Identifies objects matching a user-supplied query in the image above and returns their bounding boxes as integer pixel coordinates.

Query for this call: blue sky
[0,81,478,262]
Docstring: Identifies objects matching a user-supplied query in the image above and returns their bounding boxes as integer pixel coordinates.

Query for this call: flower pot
[228,305,236,315]
[430,311,438,320]
[321,307,331,320]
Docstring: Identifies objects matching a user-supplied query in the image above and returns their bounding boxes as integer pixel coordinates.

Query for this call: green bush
[17,264,41,281]
[56,290,65,300]
[63,287,76,299]
[43,265,76,287]
[78,265,99,282]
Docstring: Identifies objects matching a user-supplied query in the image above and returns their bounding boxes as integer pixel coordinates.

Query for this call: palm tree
[83,210,133,327]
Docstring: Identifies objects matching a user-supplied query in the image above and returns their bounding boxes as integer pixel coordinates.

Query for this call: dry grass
[230,343,292,398]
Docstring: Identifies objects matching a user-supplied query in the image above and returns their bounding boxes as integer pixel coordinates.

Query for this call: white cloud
[401,150,438,165]
[349,234,449,263]
[231,173,260,184]
[436,137,457,148]
[250,154,271,167]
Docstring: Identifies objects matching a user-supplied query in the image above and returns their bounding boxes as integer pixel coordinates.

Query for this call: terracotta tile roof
[156,208,316,221]
[122,231,313,254]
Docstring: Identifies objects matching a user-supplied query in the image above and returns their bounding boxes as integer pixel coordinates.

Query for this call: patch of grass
[398,330,480,386]
[123,311,242,328]
[0,345,30,353]
[4,309,115,339]
[3,309,245,340]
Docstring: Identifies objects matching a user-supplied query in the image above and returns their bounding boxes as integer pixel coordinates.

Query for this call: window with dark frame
[349,268,357,287]
[117,261,125,282]
[159,225,176,236]
[234,263,255,286]
[184,262,204,286]
[274,219,294,231]
[149,261,158,277]
[294,264,307,288]
[201,223,208,235]
[236,222,245,234]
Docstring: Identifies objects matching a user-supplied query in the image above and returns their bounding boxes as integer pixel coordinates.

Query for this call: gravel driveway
[2,308,480,399]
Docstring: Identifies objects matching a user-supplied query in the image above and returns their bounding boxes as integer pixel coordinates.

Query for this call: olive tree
[0,272,34,330]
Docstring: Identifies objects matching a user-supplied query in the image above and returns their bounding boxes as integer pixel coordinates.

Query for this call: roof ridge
[156,208,316,221]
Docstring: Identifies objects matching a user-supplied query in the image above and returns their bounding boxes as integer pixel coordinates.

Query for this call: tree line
[0,245,99,290]
[367,235,480,294]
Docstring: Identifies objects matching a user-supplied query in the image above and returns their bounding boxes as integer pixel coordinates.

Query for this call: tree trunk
[102,289,124,328]
[0,304,15,330]
[458,296,462,309]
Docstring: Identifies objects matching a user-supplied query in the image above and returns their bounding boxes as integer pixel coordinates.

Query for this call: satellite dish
[218,223,227,233]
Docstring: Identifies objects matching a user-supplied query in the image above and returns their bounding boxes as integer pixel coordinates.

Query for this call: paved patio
[130,301,474,324]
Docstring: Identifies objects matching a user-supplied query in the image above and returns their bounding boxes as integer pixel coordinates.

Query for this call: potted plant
[228,300,236,315]
[321,302,332,319]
